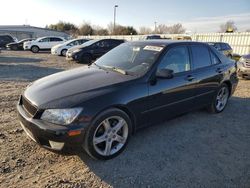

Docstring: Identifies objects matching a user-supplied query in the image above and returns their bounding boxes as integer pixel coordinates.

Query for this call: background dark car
[66,39,125,64]
[208,42,233,58]
[6,38,35,50]
[17,41,238,160]
[146,35,162,40]
[0,35,15,48]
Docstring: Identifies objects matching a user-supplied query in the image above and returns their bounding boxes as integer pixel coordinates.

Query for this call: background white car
[23,36,66,53]
[51,38,89,56]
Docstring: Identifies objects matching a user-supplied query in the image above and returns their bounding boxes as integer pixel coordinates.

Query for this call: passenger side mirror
[156,68,174,79]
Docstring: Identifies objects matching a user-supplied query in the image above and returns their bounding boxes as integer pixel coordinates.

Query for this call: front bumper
[237,65,250,77]
[17,104,85,151]
[66,52,80,62]
[51,48,60,55]
[23,46,30,50]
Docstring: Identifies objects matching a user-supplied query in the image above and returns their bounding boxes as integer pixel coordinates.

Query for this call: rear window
[191,45,211,69]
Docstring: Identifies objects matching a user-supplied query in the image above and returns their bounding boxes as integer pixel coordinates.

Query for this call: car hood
[68,45,87,53]
[24,65,136,108]
[6,42,17,46]
[52,43,64,49]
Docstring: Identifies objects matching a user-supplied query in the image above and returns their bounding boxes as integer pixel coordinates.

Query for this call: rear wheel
[31,46,39,53]
[207,83,229,113]
[83,108,132,160]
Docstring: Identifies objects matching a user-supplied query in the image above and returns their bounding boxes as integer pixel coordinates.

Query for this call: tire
[80,54,92,64]
[207,83,230,113]
[83,108,132,160]
[61,49,67,56]
[31,46,39,53]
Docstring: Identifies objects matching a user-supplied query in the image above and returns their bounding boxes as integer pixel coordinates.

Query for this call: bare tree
[168,23,186,34]
[157,24,169,34]
[139,27,152,35]
[219,20,238,33]
[92,25,109,35]
[78,22,93,35]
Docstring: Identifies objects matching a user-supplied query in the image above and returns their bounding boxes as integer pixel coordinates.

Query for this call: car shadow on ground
[0,56,44,63]
[0,64,63,81]
[73,96,250,187]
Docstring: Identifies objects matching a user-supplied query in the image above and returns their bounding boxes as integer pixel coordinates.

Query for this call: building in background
[0,25,69,40]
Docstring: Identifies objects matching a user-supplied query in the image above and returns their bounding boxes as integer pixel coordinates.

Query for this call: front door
[145,45,197,125]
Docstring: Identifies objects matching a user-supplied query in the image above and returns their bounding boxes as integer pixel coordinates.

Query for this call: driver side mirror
[156,68,174,79]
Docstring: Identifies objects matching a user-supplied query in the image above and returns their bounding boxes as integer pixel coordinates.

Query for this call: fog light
[68,130,81,136]
[49,141,65,150]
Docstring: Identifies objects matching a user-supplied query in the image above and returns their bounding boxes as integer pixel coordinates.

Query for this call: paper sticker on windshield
[143,46,163,52]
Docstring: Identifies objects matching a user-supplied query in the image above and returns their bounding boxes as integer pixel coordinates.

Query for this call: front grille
[21,95,37,117]
[245,61,250,68]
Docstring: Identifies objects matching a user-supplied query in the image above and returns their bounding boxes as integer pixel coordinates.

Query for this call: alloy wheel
[215,86,229,111]
[93,116,128,156]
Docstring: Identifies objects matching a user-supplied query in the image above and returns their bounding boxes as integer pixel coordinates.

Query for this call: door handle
[216,68,223,73]
[185,75,195,81]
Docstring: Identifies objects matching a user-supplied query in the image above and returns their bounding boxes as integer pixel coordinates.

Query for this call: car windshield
[95,43,164,76]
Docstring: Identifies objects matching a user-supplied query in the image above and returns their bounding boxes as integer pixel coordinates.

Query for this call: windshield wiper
[102,65,128,75]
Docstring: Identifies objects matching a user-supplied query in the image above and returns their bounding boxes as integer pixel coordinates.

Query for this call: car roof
[129,40,206,46]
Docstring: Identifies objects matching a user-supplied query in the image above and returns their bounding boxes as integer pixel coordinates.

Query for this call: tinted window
[158,46,191,74]
[191,45,211,69]
[214,43,221,50]
[50,37,63,42]
[220,43,228,50]
[96,40,110,48]
[210,51,221,65]
[39,38,50,42]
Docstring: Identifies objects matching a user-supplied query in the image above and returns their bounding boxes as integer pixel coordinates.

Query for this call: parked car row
[2,35,250,79]
[66,39,125,64]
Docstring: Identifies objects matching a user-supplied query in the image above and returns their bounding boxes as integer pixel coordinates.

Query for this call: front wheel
[31,46,39,53]
[207,83,230,113]
[61,49,67,56]
[83,108,132,160]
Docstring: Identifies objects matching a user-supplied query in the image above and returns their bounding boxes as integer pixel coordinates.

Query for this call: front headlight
[73,49,81,54]
[41,107,83,125]
[239,57,246,63]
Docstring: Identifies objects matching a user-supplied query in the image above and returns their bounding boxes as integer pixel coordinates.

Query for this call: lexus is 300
[17,41,238,160]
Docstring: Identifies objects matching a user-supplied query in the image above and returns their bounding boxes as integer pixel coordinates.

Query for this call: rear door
[189,44,224,107]
[146,45,197,125]
[50,37,63,48]
[91,40,110,58]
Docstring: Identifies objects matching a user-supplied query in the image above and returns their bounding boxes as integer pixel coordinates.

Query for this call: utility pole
[113,5,118,35]
[154,21,157,34]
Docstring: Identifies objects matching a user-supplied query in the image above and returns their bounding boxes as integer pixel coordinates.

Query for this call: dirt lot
[0,50,250,188]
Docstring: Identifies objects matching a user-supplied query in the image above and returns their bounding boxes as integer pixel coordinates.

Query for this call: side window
[210,51,221,65]
[96,40,109,48]
[191,45,211,69]
[220,43,227,50]
[110,40,122,48]
[50,37,63,42]
[214,43,221,50]
[225,43,232,50]
[158,46,191,74]
[39,38,49,42]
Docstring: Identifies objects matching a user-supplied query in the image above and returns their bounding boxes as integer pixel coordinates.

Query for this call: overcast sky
[1,0,250,33]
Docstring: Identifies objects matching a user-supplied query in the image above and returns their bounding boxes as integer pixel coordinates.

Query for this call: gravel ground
[0,50,250,188]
